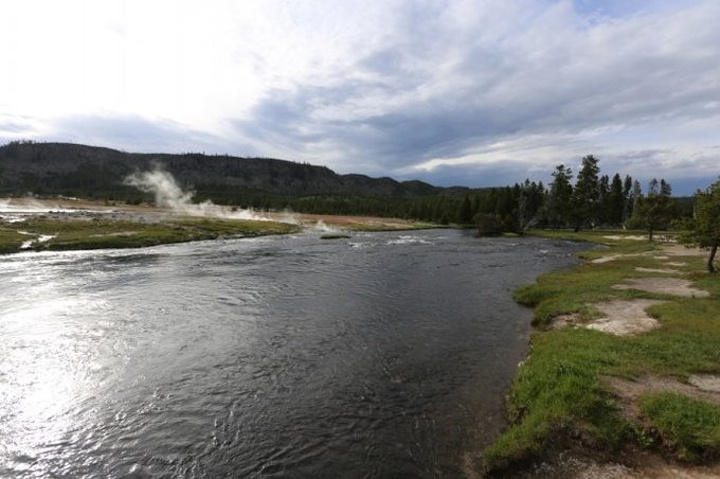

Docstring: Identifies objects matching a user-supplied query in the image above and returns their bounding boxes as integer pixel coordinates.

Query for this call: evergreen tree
[623,174,634,221]
[634,179,674,241]
[607,173,625,226]
[628,180,643,227]
[471,195,481,220]
[457,194,473,225]
[597,174,610,225]
[570,155,600,231]
[516,180,545,232]
[546,164,573,228]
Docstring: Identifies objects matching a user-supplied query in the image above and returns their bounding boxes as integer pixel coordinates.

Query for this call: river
[0,229,584,478]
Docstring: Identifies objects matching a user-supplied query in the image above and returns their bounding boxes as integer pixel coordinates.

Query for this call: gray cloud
[0,120,30,134]
[7,1,718,195]
[228,0,720,191]
[0,114,38,139]
[401,160,546,189]
[46,115,260,157]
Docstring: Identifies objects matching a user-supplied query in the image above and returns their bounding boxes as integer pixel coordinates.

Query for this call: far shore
[0,196,439,254]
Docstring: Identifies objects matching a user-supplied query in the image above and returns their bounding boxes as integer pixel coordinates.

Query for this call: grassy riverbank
[0,216,299,253]
[0,198,440,253]
[483,230,720,475]
[0,203,439,254]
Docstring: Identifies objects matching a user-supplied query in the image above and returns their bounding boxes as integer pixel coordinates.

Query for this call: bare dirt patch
[613,278,710,298]
[689,375,720,394]
[592,254,630,264]
[587,376,720,479]
[550,312,581,330]
[661,244,707,257]
[634,267,680,274]
[609,375,720,423]
[625,461,720,479]
[585,300,665,336]
[591,252,652,264]
[603,235,647,241]
[587,243,704,265]
[509,448,720,478]
[580,455,720,479]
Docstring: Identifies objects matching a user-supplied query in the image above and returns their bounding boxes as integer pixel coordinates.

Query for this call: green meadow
[0,216,299,253]
[484,230,720,473]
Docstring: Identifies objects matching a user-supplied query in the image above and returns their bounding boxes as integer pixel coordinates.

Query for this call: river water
[0,230,584,478]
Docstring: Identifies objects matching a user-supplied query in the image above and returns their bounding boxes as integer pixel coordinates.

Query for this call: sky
[1,0,719,194]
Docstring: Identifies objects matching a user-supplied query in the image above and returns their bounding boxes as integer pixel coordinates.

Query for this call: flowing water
[0,230,584,478]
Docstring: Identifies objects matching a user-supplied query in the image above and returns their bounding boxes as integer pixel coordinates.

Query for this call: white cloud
[1,0,719,193]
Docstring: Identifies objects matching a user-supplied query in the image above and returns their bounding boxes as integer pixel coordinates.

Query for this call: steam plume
[125,168,268,221]
[125,170,193,210]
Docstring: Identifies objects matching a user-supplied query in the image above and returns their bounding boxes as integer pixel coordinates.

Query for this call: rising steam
[124,168,269,221]
[125,170,193,210]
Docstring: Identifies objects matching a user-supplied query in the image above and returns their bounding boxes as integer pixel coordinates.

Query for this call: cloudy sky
[1,0,719,193]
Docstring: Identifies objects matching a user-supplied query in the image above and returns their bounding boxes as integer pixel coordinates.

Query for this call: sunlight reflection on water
[0,231,585,478]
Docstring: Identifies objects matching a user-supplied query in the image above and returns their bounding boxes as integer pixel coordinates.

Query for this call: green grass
[512,242,670,327]
[483,229,720,473]
[639,392,720,461]
[0,229,27,254]
[0,216,299,253]
[484,328,631,469]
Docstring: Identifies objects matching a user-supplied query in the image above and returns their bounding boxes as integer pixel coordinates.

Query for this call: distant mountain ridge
[0,141,453,201]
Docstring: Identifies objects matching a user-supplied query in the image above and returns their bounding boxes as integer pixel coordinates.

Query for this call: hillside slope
[0,141,444,201]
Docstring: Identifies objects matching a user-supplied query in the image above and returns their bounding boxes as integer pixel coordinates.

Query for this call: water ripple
[0,230,585,478]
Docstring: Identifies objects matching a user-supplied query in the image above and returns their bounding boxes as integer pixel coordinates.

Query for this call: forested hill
[0,141,447,202]
[2,142,692,229]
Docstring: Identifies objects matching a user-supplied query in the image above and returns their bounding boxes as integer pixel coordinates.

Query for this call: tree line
[0,141,701,242]
[120,154,690,240]
[448,155,681,237]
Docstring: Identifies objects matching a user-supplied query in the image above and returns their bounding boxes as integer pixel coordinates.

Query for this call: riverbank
[0,197,436,254]
[482,230,720,477]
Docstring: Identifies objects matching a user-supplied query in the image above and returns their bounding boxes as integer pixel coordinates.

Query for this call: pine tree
[547,164,573,228]
[515,180,545,232]
[607,173,625,226]
[623,175,634,221]
[598,174,610,225]
[634,179,674,241]
[627,180,643,227]
[457,194,473,225]
[570,155,600,231]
